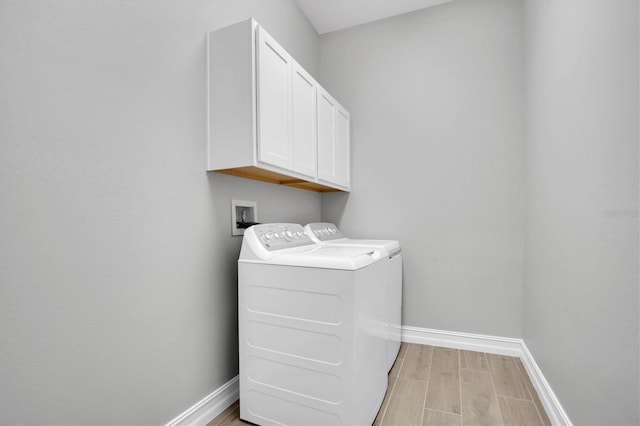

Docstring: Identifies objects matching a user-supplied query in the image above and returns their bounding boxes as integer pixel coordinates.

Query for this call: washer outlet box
[231,199,257,236]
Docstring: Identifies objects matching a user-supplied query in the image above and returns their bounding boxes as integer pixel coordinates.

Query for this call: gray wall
[3,0,639,424]
[319,0,526,337]
[0,1,321,423]
[523,1,639,424]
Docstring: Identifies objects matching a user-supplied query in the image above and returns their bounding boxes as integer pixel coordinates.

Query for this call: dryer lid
[321,238,400,252]
[268,244,385,270]
[304,223,400,251]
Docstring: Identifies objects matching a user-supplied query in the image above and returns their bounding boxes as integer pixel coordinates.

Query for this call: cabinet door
[291,63,317,179]
[317,88,335,183]
[317,87,350,189]
[256,26,292,170]
[334,105,350,188]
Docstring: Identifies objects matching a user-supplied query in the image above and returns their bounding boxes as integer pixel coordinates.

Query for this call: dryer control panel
[306,222,346,242]
[249,223,314,251]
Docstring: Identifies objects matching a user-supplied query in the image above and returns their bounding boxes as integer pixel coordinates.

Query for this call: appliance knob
[284,230,293,241]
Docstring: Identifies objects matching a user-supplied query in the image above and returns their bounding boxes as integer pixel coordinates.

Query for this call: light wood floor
[208,343,551,426]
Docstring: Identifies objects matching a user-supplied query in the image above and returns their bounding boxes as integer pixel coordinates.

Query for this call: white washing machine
[304,223,402,371]
[238,223,388,426]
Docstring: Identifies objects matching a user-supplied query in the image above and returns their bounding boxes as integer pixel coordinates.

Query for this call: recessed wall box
[231,200,258,236]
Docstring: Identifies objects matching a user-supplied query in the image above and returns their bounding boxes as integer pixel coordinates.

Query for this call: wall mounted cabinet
[207,18,350,192]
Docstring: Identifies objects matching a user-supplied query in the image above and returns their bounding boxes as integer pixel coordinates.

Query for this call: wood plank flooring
[207,343,551,426]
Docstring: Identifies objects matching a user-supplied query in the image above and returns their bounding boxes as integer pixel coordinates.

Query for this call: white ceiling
[296,0,452,35]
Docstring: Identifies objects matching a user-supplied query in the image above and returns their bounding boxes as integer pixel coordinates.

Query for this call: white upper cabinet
[207,18,349,192]
[317,87,350,190]
[256,26,293,170]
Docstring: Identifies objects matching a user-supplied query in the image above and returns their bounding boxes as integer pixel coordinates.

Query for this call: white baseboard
[402,325,523,357]
[401,325,572,426]
[166,375,239,426]
[520,342,573,426]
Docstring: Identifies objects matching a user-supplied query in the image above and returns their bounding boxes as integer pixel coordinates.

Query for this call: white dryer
[238,223,388,426]
[304,223,402,371]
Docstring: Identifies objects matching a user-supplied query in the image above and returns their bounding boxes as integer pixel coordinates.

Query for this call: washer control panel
[250,223,314,251]
[306,223,345,241]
